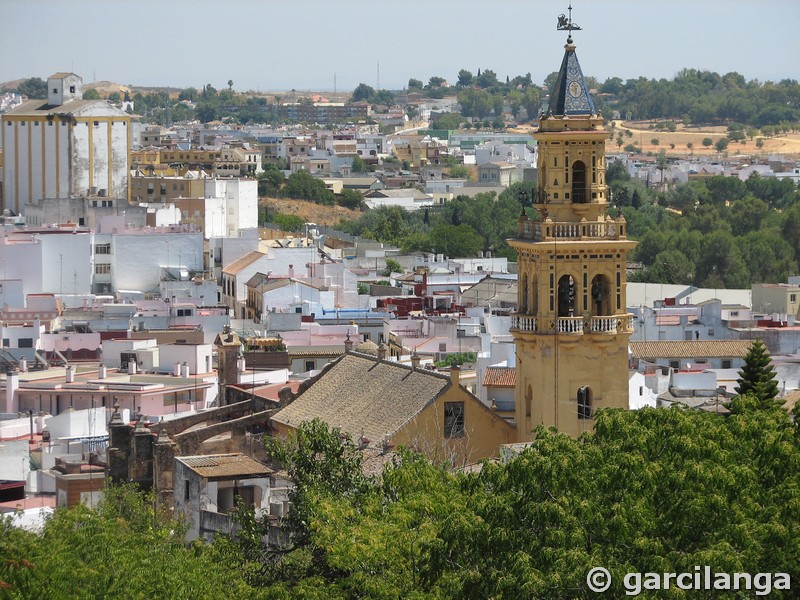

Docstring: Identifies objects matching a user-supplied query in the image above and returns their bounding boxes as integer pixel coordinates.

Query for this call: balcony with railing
[516,215,627,242]
[511,313,634,335]
[511,314,538,332]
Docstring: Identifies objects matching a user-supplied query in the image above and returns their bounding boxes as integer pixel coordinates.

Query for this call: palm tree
[656,150,670,190]
[227,80,233,91]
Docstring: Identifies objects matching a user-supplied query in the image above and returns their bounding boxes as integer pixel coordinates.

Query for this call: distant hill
[0,77,183,98]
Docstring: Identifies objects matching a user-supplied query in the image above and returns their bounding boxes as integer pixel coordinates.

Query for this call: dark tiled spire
[546,40,597,117]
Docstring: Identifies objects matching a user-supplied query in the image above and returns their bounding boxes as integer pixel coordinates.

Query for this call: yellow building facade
[510,35,636,440]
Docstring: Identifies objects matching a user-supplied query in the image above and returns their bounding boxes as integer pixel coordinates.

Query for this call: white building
[98,222,204,295]
[0,228,94,299]
[203,178,258,238]
[1,73,131,214]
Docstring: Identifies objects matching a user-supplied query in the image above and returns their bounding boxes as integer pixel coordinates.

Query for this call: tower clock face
[568,81,582,98]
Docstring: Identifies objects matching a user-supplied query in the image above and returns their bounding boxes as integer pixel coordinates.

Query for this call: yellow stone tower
[510,26,636,440]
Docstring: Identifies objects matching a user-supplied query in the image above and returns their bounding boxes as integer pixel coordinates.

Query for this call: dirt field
[260,197,362,226]
[606,120,800,158]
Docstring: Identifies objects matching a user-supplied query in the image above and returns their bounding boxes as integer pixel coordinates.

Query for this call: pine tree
[735,338,780,408]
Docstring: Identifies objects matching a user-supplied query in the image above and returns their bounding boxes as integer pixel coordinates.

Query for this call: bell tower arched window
[520,273,528,313]
[590,274,611,316]
[557,275,576,317]
[572,160,587,203]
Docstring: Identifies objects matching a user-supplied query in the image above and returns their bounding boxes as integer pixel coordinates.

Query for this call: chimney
[66,365,75,383]
[410,350,420,370]
[344,332,353,353]
[6,371,19,414]
[450,365,460,387]
[377,342,387,361]
[98,364,107,379]
[128,360,137,375]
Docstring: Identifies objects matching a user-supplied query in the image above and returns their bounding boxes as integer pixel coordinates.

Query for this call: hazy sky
[2,0,798,92]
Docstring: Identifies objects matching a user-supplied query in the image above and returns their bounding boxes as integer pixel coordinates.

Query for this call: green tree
[251,407,800,598]
[457,88,493,119]
[178,87,199,101]
[273,213,305,232]
[16,77,47,99]
[284,170,335,205]
[429,223,483,257]
[521,86,542,120]
[0,483,255,597]
[728,195,769,236]
[448,165,471,180]
[432,112,462,130]
[351,155,368,173]
[264,419,371,549]
[702,137,713,147]
[475,68,498,88]
[735,339,780,408]
[257,165,284,198]
[407,78,423,90]
[82,88,100,100]
[647,249,695,284]
[107,91,122,103]
[338,189,364,210]
[715,137,729,152]
[382,258,403,276]
[456,69,474,88]
[351,83,375,102]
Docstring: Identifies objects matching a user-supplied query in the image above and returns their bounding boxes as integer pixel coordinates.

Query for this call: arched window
[557,275,576,317]
[577,386,592,419]
[530,273,539,315]
[520,273,528,313]
[572,160,587,203]
[590,274,611,316]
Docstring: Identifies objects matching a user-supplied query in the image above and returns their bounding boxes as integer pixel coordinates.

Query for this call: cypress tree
[735,338,780,408]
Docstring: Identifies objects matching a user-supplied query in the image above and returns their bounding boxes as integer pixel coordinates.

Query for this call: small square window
[69,86,76,93]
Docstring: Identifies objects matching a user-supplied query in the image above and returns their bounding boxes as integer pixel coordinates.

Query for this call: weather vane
[557,3,582,40]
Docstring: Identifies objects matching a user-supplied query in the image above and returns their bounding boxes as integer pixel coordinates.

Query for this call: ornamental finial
[557,4,582,43]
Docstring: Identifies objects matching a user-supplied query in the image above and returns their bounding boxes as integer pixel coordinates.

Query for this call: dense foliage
[242,405,800,598]
[3,400,798,599]
[604,69,800,128]
[337,182,536,259]
[609,164,800,287]
[0,485,256,598]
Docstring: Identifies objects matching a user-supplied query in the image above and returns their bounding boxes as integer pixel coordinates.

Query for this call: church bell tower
[510,17,636,440]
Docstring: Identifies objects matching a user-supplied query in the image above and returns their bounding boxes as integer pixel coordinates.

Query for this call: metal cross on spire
[557,3,582,42]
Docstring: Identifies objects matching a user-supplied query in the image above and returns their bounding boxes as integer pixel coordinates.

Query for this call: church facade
[510,33,636,440]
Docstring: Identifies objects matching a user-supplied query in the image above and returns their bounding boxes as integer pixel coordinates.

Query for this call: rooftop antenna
[377,61,380,91]
[334,72,337,98]
[556,3,582,43]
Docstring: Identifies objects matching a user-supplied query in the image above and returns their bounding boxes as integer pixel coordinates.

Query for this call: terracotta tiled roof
[630,340,753,359]
[177,453,271,481]
[483,367,516,387]
[271,353,450,445]
[222,251,265,275]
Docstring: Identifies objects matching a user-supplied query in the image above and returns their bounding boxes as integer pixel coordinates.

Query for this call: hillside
[261,197,362,226]
[608,120,800,158]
